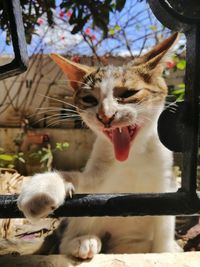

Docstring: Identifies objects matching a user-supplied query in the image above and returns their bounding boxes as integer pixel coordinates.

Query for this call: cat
[17,33,182,259]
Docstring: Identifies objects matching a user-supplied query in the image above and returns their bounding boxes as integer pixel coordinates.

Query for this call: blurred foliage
[170,83,185,101]
[29,142,69,171]
[165,50,186,102]
[0,141,69,172]
[0,0,129,44]
[0,148,25,169]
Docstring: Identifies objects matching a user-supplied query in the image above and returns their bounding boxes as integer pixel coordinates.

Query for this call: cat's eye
[81,95,98,107]
[116,89,138,103]
[120,90,138,99]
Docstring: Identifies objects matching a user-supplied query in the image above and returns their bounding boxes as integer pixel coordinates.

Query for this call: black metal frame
[0,0,200,218]
[0,0,28,80]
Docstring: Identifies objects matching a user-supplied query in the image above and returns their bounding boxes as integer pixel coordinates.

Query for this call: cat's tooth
[119,127,122,133]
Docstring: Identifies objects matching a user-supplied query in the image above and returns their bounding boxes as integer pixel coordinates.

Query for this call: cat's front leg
[152,216,182,252]
[17,172,74,220]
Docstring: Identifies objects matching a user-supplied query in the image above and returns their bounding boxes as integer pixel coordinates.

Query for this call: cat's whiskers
[164,101,178,111]
[45,116,81,127]
[29,108,79,118]
[38,94,85,113]
[36,107,77,112]
[55,79,90,87]
[48,114,81,121]
[32,113,81,126]
[50,113,80,120]
[165,100,178,106]
[46,116,82,128]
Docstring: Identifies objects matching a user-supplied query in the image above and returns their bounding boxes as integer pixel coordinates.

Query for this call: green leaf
[177,94,184,101]
[93,12,108,37]
[176,59,186,70]
[116,0,126,11]
[114,25,120,31]
[8,164,15,169]
[56,142,69,151]
[71,16,89,34]
[69,7,76,25]
[150,25,157,32]
[60,1,73,9]
[0,154,14,161]
[62,142,69,148]
[40,153,51,163]
[109,28,115,35]
[18,157,25,163]
[177,83,185,89]
[172,88,185,95]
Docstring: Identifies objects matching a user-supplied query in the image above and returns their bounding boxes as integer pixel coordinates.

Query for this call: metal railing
[0,0,28,80]
[0,0,200,218]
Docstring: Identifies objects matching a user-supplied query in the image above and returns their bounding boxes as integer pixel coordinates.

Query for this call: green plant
[30,142,69,171]
[170,83,185,101]
[165,51,186,102]
[0,148,25,169]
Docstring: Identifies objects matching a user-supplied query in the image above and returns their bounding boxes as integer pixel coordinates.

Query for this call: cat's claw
[65,182,75,198]
[64,235,101,259]
[17,172,74,220]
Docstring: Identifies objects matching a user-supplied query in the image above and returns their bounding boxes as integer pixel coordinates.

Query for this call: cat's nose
[96,109,116,128]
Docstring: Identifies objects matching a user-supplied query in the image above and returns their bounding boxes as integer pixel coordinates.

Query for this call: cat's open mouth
[103,125,140,162]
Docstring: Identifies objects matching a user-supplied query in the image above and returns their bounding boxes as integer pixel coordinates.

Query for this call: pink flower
[59,11,65,17]
[91,34,96,40]
[71,55,80,63]
[85,28,91,35]
[37,18,43,25]
[166,60,176,69]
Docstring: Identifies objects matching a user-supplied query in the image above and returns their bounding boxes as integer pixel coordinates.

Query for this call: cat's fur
[18,33,181,258]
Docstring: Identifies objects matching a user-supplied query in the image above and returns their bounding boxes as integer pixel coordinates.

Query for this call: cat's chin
[103,125,140,162]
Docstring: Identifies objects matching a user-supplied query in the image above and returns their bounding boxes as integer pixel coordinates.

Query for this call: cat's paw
[17,172,74,220]
[63,235,101,259]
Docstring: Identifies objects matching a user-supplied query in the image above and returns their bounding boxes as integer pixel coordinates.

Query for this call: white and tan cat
[18,33,181,258]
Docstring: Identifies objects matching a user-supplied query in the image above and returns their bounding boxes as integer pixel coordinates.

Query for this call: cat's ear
[134,33,179,70]
[50,54,94,90]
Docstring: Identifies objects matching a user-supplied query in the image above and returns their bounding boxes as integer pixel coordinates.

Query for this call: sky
[0,0,172,57]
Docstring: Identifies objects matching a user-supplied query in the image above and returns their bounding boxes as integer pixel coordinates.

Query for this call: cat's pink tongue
[112,127,131,161]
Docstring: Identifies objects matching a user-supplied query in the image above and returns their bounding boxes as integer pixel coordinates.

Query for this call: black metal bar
[158,0,200,24]
[148,0,190,32]
[0,0,28,80]
[0,192,200,218]
[0,0,200,218]
[148,0,200,194]
[181,27,200,192]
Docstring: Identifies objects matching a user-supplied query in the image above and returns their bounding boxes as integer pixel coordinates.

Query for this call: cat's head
[50,33,178,161]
